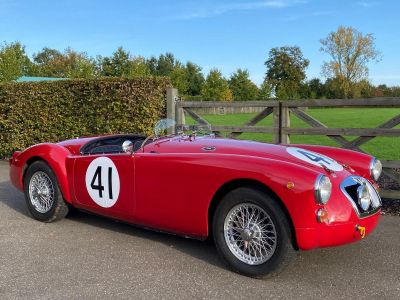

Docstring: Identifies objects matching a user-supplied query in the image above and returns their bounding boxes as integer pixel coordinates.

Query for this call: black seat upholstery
[89,145,122,154]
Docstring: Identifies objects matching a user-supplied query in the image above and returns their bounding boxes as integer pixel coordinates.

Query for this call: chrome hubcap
[224,203,277,265]
[28,171,54,213]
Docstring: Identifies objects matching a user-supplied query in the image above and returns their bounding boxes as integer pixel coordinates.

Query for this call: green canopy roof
[16,76,66,82]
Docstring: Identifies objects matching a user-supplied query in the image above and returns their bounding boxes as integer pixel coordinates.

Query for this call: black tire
[213,187,295,278]
[23,161,69,222]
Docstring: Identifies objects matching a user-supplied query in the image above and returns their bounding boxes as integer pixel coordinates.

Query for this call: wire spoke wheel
[224,203,277,265]
[28,171,55,214]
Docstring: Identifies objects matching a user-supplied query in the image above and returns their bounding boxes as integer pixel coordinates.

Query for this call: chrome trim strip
[340,176,382,219]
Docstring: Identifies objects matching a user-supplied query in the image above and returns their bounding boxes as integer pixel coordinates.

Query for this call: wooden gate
[166,88,400,199]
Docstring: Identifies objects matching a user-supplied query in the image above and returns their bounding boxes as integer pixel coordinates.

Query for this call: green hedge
[0,77,171,158]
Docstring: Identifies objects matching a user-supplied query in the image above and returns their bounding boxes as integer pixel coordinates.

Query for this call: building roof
[16,76,66,82]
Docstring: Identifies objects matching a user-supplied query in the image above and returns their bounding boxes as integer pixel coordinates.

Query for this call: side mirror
[122,140,134,154]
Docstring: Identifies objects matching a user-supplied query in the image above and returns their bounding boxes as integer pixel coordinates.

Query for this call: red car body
[9,134,381,251]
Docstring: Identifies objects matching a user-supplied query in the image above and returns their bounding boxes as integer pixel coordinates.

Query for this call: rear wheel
[24,161,69,222]
[213,187,295,277]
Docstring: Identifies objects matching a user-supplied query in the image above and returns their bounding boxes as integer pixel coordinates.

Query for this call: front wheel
[24,161,69,222]
[213,187,295,277]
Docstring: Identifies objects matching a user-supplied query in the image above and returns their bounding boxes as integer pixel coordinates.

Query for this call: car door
[72,153,135,222]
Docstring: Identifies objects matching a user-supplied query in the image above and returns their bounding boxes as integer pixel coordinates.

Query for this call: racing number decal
[85,157,120,208]
[286,147,343,171]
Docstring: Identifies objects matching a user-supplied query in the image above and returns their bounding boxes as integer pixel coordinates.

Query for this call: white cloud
[171,0,307,20]
[357,1,379,8]
[282,10,334,22]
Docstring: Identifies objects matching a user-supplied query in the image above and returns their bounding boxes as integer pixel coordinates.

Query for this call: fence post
[176,100,185,126]
[280,104,290,144]
[166,87,178,121]
[273,104,280,144]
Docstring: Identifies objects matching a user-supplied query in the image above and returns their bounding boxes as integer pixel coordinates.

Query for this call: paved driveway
[0,161,399,299]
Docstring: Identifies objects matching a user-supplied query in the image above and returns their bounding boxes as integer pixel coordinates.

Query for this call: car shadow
[1,177,390,283]
[0,180,225,271]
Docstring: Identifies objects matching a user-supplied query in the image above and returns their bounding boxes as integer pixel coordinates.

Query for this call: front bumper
[296,210,381,250]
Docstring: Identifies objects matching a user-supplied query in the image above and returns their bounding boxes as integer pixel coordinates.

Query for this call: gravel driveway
[0,161,399,299]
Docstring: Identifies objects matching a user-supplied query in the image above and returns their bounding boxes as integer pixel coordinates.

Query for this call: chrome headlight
[370,158,382,181]
[357,183,371,211]
[314,174,332,205]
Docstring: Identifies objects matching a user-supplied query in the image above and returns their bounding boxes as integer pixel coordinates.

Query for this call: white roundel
[286,147,343,172]
[85,157,120,208]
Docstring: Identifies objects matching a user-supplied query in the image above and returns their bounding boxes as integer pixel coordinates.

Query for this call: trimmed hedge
[0,77,171,158]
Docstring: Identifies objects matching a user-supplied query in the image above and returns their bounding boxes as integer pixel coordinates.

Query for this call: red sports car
[9,120,382,277]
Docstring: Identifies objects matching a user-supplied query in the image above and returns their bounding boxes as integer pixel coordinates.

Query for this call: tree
[374,84,392,97]
[146,54,195,95]
[170,63,189,95]
[100,47,131,77]
[201,69,233,101]
[229,69,259,100]
[185,62,204,96]
[307,78,326,99]
[156,53,176,76]
[352,79,375,98]
[264,46,309,99]
[146,56,158,75]
[0,42,32,82]
[324,77,345,99]
[258,81,272,100]
[64,48,96,79]
[320,26,380,98]
[32,47,64,76]
[127,56,151,77]
[33,47,95,78]
[98,48,151,78]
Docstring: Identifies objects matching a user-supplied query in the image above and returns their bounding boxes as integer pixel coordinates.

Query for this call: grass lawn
[185,108,400,160]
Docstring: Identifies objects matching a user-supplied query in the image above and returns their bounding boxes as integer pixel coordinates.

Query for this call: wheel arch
[21,144,72,204]
[208,178,298,249]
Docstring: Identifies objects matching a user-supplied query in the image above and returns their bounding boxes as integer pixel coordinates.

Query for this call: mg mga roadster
[9,120,382,277]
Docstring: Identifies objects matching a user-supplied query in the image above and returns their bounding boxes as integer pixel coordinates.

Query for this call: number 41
[90,166,113,199]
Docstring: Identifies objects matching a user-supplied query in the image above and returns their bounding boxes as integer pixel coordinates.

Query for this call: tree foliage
[0,42,32,82]
[170,63,189,95]
[229,69,259,100]
[201,69,233,101]
[258,80,272,100]
[33,47,95,78]
[320,26,380,98]
[0,37,397,99]
[99,47,131,77]
[265,46,309,99]
[185,62,204,96]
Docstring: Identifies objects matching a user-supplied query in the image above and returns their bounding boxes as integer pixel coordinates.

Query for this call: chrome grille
[340,176,381,218]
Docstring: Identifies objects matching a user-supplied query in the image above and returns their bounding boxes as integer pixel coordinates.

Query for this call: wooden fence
[166,88,400,199]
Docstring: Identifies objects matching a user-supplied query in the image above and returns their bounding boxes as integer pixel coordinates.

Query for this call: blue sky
[1,0,399,86]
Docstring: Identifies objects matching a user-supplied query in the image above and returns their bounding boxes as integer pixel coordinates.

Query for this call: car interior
[80,134,146,155]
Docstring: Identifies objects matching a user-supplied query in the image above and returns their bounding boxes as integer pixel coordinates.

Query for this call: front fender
[9,143,72,203]
[215,155,323,231]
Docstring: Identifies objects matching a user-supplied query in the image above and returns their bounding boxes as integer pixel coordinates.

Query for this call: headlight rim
[369,157,382,181]
[314,174,332,205]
